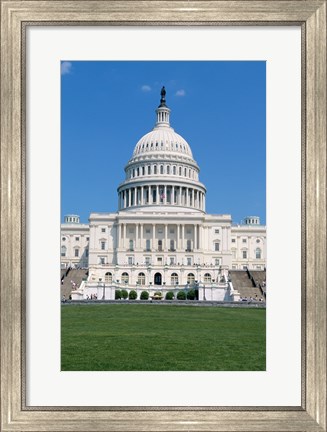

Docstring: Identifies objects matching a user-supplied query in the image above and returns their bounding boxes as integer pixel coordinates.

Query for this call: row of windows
[61,246,88,257]
[231,248,262,259]
[126,239,194,252]
[62,236,89,241]
[135,141,188,154]
[231,238,262,243]
[104,272,214,285]
[128,164,197,180]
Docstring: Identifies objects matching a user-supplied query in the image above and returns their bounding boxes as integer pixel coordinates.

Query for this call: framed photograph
[1,1,326,431]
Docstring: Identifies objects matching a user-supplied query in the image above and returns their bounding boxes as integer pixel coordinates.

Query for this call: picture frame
[1,1,326,431]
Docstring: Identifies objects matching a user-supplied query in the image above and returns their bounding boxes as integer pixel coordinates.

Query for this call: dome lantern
[155,86,171,128]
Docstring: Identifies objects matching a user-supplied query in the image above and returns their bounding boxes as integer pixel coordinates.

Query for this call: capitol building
[61,88,266,301]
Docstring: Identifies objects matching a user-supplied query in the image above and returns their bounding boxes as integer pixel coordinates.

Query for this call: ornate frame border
[1,1,326,431]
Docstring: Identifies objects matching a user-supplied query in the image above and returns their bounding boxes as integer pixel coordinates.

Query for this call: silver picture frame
[1,1,326,431]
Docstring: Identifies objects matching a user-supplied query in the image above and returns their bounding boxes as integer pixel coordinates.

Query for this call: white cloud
[176,89,186,97]
[61,61,72,75]
[141,84,151,92]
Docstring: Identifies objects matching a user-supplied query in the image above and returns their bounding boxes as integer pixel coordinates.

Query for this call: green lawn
[61,304,265,371]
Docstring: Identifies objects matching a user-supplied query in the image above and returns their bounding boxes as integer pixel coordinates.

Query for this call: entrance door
[154,272,162,285]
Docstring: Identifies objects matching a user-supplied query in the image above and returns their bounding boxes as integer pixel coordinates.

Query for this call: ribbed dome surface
[133,126,193,158]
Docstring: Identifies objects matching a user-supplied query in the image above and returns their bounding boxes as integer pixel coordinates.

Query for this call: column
[117,224,120,249]
[136,224,139,249]
[152,224,155,250]
[178,187,182,205]
[164,224,168,250]
[194,224,197,250]
[182,225,185,251]
[156,185,159,204]
[177,224,180,250]
[192,189,195,208]
[123,190,126,208]
[203,194,206,211]
[140,224,144,250]
[123,223,126,249]
[164,185,167,205]
[172,186,175,204]
[141,186,144,205]
[149,186,152,204]
[134,187,137,206]
[198,225,202,249]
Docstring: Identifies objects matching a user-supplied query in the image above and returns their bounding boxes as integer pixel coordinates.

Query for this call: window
[61,246,66,257]
[128,256,134,265]
[256,239,261,243]
[170,257,175,265]
[101,241,106,250]
[154,165,157,174]
[101,228,106,233]
[169,239,175,251]
[160,165,164,174]
[186,228,191,234]
[173,166,176,175]
[86,237,89,241]
[204,273,211,283]
[187,257,192,266]
[215,229,219,234]
[99,257,105,265]
[167,166,170,174]
[256,248,262,259]
[232,249,237,259]
[74,249,79,257]
[145,228,150,234]
[75,237,80,241]
[157,257,163,263]
[179,167,182,176]
[187,273,195,284]
[148,166,151,174]
[171,273,178,285]
[215,258,220,266]
[129,228,134,234]
[242,238,247,243]
[214,242,220,251]
[138,272,145,285]
[231,238,236,243]
[142,166,145,175]
[121,272,129,284]
[105,272,112,283]
[145,239,151,251]
[242,250,247,259]
[129,239,134,251]
[169,228,175,234]
[145,256,151,265]
[62,237,66,241]
[186,239,192,251]
[158,240,163,251]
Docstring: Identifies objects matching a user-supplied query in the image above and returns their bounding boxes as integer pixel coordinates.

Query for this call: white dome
[133,126,193,158]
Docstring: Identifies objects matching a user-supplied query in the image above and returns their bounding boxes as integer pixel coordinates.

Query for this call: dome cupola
[117,87,206,213]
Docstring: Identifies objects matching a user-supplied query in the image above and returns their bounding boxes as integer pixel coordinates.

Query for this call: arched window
[171,273,179,285]
[105,272,112,283]
[184,167,187,176]
[173,166,176,175]
[160,165,164,174]
[61,246,66,257]
[179,167,182,176]
[187,273,195,284]
[167,165,170,174]
[148,165,151,174]
[154,165,157,174]
[138,272,146,285]
[256,248,262,259]
[142,166,145,175]
[137,167,140,176]
[121,272,129,284]
[204,273,212,283]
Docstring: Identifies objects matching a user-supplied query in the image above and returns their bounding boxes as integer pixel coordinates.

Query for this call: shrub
[121,289,128,299]
[140,291,149,300]
[129,290,137,300]
[115,289,122,300]
[165,291,175,300]
[194,289,199,300]
[177,291,186,300]
[187,289,196,300]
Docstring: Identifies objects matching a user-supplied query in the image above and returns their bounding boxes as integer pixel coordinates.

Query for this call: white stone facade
[62,88,266,300]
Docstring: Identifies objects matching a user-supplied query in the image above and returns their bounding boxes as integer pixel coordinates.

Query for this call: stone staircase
[229,270,263,300]
[61,268,88,299]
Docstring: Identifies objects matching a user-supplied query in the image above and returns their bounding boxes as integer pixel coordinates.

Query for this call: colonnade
[118,185,206,211]
[116,222,203,251]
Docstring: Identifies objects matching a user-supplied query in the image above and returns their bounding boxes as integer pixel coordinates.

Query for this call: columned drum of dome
[117,88,206,213]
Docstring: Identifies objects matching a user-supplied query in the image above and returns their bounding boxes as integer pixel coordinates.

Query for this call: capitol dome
[117,87,206,213]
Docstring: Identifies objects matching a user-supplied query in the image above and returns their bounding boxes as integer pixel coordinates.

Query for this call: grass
[61,304,266,371]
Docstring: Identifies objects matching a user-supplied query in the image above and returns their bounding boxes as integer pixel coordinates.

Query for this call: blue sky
[61,61,266,224]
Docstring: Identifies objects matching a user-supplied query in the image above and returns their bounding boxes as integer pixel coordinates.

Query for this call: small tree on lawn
[115,289,122,300]
[129,290,137,300]
[121,289,128,299]
[177,291,186,300]
[140,291,149,300]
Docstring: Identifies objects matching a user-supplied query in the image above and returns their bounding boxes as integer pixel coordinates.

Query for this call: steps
[61,268,88,300]
[229,270,263,300]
